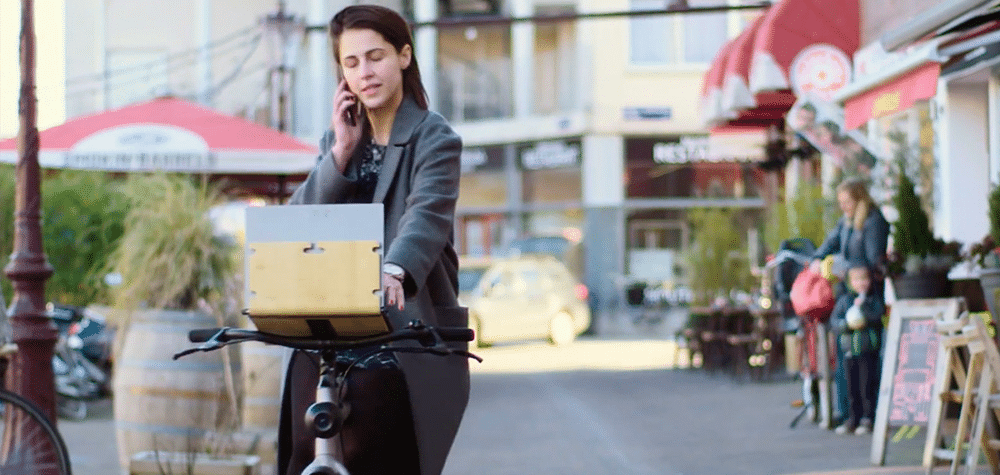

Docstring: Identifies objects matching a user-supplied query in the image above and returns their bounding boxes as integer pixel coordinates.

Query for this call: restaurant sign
[519,139,581,170]
[652,137,709,164]
[461,145,504,173]
[66,124,216,171]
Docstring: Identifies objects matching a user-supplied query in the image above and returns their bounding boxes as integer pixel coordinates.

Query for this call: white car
[458,255,591,347]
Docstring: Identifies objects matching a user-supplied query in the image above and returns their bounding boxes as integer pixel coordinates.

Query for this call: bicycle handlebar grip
[189,328,223,343]
[436,327,474,342]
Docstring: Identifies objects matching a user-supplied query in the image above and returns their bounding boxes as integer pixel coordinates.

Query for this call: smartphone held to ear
[344,101,357,127]
[338,77,359,127]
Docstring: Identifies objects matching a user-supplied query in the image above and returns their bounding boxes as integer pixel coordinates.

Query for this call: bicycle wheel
[0,389,72,475]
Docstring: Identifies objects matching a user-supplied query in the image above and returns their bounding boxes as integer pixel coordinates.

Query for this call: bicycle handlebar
[188,325,473,346]
[175,320,480,362]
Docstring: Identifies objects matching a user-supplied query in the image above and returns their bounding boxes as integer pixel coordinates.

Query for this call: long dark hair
[330,5,428,110]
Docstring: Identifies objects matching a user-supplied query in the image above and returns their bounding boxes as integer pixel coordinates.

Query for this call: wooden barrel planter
[239,341,285,464]
[113,309,241,472]
[240,343,284,432]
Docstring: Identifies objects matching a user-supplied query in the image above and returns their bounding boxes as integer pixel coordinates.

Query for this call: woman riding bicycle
[280,5,468,474]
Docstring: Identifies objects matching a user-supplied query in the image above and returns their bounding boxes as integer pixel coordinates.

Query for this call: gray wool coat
[282,95,469,475]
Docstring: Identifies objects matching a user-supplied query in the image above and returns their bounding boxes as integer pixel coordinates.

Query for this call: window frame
[626,0,734,68]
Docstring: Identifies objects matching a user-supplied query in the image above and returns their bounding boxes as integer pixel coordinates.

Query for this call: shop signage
[66,124,216,172]
[652,137,709,164]
[790,44,852,101]
[851,39,940,84]
[628,135,764,163]
[871,298,964,466]
[519,139,581,170]
[628,136,747,164]
[460,145,504,173]
[623,107,672,121]
[843,62,940,130]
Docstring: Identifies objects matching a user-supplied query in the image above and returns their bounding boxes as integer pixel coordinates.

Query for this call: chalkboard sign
[871,298,966,466]
[887,318,940,426]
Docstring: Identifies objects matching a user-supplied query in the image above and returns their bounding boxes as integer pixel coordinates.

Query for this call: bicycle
[174,318,481,475]
[0,342,74,475]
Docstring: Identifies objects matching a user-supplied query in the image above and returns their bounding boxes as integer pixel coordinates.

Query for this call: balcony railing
[438,49,581,123]
[439,57,513,122]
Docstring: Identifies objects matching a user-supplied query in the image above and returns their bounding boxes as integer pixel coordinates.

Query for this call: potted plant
[976,184,1000,316]
[105,173,245,473]
[886,147,959,299]
[683,207,755,307]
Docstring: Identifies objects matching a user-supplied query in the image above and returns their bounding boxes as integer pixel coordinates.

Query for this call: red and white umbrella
[0,96,318,174]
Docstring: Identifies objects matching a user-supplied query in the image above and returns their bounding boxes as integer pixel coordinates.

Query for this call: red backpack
[790,268,836,321]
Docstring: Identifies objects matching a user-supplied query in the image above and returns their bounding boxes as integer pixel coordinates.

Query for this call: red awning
[701,39,737,125]
[0,96,318,174]
[702,0,859,128]
[720,16,765,114]
[843,62,941,130]
[749,0,859,95]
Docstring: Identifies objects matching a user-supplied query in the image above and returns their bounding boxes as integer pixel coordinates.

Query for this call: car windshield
[458,267,488,293]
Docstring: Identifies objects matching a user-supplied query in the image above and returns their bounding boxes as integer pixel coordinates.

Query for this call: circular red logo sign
[790,44,852,101]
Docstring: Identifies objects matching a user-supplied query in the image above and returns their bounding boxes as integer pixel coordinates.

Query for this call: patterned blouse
[340,139,398,370]
[354,141,385,204]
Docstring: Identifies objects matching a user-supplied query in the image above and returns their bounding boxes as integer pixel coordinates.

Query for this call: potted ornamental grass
[105,173,251,474]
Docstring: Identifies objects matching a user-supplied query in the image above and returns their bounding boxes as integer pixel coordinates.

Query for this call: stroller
[765,238,837,428]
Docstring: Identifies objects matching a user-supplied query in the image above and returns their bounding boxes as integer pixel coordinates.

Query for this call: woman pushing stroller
[811,178,890,432]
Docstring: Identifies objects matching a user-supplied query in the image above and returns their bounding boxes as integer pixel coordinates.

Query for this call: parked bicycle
[175,318,480,475]
[0,342,74,475]
[0,289,73,474]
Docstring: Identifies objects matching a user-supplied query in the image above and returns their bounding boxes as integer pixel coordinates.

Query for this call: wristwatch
[382,263,406,281]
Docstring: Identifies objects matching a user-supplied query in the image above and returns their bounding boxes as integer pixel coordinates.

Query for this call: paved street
[57,310,950,475]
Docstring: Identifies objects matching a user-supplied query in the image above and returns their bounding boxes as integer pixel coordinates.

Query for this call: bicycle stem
[303,362,351,475]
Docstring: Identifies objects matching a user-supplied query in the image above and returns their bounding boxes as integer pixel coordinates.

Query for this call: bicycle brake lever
[173,347,202,360]
[450,349,483,363]
[172,330,230,360]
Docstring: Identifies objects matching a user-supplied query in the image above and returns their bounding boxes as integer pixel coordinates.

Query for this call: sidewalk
[56,306,985,475]
[59,382,981,475]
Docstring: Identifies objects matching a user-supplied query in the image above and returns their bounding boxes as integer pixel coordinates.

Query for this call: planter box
[981,268,1000,318]
[892,271,951,300]
[130,451,261,475]
[951,277,988,312]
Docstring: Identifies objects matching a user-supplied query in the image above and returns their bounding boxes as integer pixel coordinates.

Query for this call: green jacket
[831,289,885,357]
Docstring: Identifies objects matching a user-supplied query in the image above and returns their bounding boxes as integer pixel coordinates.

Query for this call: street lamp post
[4,0,57,422]
[262,0,305,134]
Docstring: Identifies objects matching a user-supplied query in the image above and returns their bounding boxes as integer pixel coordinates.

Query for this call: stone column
[414,0,438,111]
[511,0,535,118]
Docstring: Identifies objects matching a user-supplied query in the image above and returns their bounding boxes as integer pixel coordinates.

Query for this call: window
[629,0,728,65]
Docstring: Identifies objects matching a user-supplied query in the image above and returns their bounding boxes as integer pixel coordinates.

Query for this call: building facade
[833,0,999,247]
[448,0,772,323]
[4,0,773,326]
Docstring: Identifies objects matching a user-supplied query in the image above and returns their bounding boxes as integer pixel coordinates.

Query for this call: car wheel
[548,311,576,347]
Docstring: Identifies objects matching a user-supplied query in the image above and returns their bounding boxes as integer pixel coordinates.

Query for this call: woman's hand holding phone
[331,79,362,173]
